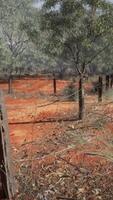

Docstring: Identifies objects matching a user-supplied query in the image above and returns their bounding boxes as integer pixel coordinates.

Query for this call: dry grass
[1,77,113,200]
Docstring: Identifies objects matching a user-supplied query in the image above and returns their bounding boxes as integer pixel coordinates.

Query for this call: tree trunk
[8,76,12,94]
[78,76,84,120]
[98,76,103,102]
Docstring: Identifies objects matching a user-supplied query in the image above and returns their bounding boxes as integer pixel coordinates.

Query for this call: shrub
[88,81,99,95]
[62,83,78,101]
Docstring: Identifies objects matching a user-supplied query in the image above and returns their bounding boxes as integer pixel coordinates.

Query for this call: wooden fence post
[106,75,110,90]
[98,76,103,102]
[110,74,113,88]
[53,73,57,94]
[78,76,84,120]
[0,91,15,199]
[8,75,13,94]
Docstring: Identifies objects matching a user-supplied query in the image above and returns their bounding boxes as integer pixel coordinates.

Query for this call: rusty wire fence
[1,75,113,199]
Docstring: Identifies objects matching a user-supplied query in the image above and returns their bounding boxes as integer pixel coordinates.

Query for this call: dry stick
[84,152,113,163]
[57,197,75,200]
[57,156,88,174]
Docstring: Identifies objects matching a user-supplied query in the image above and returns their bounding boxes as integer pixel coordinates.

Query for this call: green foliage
[0,0,46,77]
[40,0,113,75]
[0,0,113,78]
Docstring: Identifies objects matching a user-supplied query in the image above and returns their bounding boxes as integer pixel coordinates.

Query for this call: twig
[57,197,75,200]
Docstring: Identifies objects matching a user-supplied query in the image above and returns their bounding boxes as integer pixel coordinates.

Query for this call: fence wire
[5,77,113,124]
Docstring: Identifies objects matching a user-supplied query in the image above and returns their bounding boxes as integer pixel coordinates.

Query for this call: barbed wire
[1,74,113,126]
[7,95,113,124]
[6,90,108,111]
[10,86,113,170]
[6,89,79,110]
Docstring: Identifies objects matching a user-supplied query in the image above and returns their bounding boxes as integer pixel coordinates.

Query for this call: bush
[88,81,99,95]
[103,88,113,100]
[62,83,78,101]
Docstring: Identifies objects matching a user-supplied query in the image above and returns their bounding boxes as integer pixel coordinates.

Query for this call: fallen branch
[57,197,75,200]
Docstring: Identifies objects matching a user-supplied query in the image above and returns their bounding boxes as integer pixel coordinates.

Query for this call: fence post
[0,91,15,199]
[78,76,84,120]
[98,76,103,102]
[53,73,57,94]
[110,74,113,88]
[8,75,13,94]
[106,75,110,90]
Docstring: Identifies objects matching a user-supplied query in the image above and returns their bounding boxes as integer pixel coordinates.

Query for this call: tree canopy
[0,0,113,77]
[37,0,113,75]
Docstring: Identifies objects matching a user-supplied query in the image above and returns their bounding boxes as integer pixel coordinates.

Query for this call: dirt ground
[1,77,113,199]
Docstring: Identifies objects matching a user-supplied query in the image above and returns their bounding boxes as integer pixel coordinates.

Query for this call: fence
[3,73,113,125]
[0,74,113,198]
[0,91,15,199]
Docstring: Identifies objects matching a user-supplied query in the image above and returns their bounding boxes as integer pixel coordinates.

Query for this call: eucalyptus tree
[0,0,33,93]
[40,0,113,119]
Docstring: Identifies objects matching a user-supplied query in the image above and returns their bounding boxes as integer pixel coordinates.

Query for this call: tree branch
[86,43,110,66]
[65,43,81,75]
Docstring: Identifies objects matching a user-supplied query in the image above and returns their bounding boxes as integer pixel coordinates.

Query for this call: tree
[40,0,113,119]
[0,0,33,93]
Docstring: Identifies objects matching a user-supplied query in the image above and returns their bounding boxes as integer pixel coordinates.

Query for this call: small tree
[40,0,113,119]
[0,0,31,93]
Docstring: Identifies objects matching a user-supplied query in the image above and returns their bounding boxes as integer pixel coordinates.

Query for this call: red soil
[1,77,112,171]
